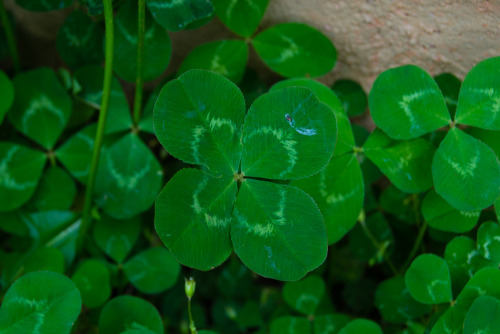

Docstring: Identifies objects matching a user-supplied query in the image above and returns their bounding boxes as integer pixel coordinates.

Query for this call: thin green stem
[188,297,197,334]
[132,0,146,126]
[77,0,114,252]
[0,1,20,73]
[402,219,428,271]
[358,210,400,276]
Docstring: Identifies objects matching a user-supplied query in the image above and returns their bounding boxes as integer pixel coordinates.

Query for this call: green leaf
[454,56,500,129]
[8,68,72,149]
[369,65,450,140]
[0,70,14,124]
[313,314,350,334]
[155,168,236,270]
[405,254,452,304]
[434,73,461,118]
[123,247,180,294]
[231,179,327,281]
[55,124,96,184]
[94,133,163,219]
[332,79,367,117]
[364,128,435,193]
[432,127,500,211]
[72,66,132,134]
[98,296,163,334]
[270,316,311,334]
[0,143,46,212]
[14,0,72,11]
[31,166,77,211]
[430,267,500,334]
[0,210,29,236]
[242,86,337,179]
[146,0,214,32]
[422,189,480,233]
[252,23,337,78]
[93,214,141,263]
[379,185,418,224]
[375,276,431,324]
[338,319,383,334]
[153,70,245,177]
[270,77,355,157]
[212,0,269,37]
[0,271,81,334]
[291,153,363,244]
[477,221,500,263]
[23,247,65,274]
[71,259,111,308]
[114,1,171,82]
[283,275,325,315]
[467,127,500,159]
[463,296,500,334]
[178,40,248,84]
[82,0,105,15]
[349,212,393,264]
[56,11,103,68]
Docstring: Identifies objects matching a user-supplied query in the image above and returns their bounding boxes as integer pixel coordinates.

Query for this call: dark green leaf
[283,275,325,315]
[178,40,248,84]
[56,11,103,68]
[270,77,355,157]
[8,68,72,149]
[375,276,431,324]
[292,153,363,244]
[313,314,351,334]
[349,212,393,264]
[31,166,77,211]
[231,179,327,281]
[432,127,500,211]
[71,259,111,308]
[454,56,500,129]
[270,316,311,334]
[23,247,65,274]
[477,221,500,263]
[93,214,141,263]
[56,124,96,184]
[154,70,245,177]
[332,79,367,117]
[0,271,81,334]
[364,128,435,193]
[0,143,46,212]
[422,189,480,233]
[14,0,72,11]
[155,168,236,271]
[379,185,418,224]
[212,0,269,37]
[338,319,383,334]
[98,295,163,334]
[114,1,172,82]
[123,247,180,294]
[463,296,500,334]
[242,86,337,179]
[146,0,214,32]
[369,65,450,140]
[252,23,337,78]
[94,133,163,219]
[405,254,452,304]
[434,73,461,118]
[0,70,14,124]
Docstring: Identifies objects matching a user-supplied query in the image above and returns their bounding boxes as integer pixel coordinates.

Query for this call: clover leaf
[154,70,336,280]
[212,0,269,38]
[145,0,214,32]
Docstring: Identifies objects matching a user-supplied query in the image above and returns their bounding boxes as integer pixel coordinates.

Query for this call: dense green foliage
[0,0,499,333]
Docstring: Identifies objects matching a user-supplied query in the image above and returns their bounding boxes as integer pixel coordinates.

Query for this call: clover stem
[358,210,399,276]
[0,1,20,73]
[402,219,428,271]
[77,0,114,252]
[132,0,146,126]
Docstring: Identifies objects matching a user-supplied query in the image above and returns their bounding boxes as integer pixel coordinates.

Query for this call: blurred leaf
[270,316,311,334]
[332,79,367,117]
[433,73,461,118]
[31,166,77,211]
[463,296,500,334]
[338,319,382,334]
[349,212,393,264]
[313,314,350,334]
[283,275,325,315]
[146,0,214,32]
[0,70,14,124]
[477,221,500,263]
[212,0,268,37]
[14,0,72,11]
[72,259,111,308]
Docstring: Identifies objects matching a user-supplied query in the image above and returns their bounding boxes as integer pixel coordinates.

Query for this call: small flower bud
[185,277,196,299]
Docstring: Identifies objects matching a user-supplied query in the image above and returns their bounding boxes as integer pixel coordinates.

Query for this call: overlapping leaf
[146,0,214,32]
[212,0,269,37]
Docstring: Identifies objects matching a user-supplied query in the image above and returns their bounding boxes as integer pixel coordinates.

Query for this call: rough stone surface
[5,0,500,93]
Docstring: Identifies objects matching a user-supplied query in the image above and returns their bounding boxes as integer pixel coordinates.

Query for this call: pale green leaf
[454,56,500,129]
[154,70,245,177]
[178,40,248,83]
[241,86,336,179]
[369,65,450,140]
[94,133,163,219]
[212,0,269,37]
[432,127,500,211]
[8,68,72,149]
[252,23,337,78]
[231,179,327,281]
[155,168,236,270]
[0,271,81,334]
[0,143,46,212]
